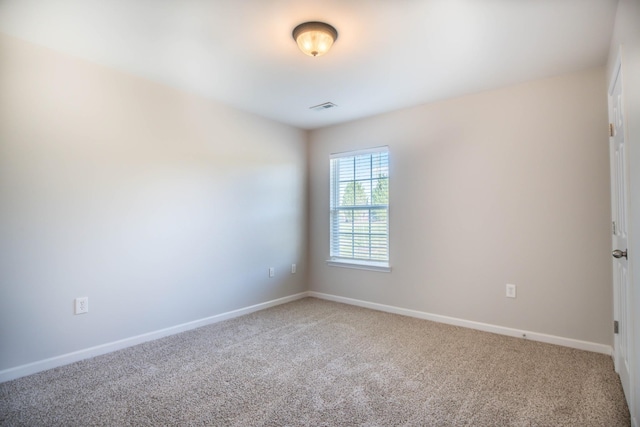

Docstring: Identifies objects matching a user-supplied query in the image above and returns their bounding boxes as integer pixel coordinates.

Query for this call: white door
[609,59,631,407]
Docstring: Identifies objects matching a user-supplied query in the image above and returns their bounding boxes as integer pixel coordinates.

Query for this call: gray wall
[608,0,640,422]
[308,68,613,346]
[0,34,308,371]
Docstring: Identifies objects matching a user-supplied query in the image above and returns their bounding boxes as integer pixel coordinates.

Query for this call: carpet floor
[0,297,630,426]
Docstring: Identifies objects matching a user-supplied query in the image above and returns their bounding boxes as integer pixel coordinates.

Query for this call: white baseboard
[0,292,309,384]
[2,290,612,384]
[308,291,612,356]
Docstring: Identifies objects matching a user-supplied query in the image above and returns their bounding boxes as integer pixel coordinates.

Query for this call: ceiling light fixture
[292,21,338,57]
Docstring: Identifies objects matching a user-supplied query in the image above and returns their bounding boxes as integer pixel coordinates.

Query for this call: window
[329,147,390,272]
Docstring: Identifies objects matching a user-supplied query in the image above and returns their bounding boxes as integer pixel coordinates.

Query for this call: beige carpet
[0,297,630,426]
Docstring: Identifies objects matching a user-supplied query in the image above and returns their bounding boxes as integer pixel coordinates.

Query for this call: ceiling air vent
[309,102,338,111]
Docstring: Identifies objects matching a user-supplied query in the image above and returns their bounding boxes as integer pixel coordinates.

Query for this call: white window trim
[326,258,391,273]
[329,146,390,272]
[330,146,390,159]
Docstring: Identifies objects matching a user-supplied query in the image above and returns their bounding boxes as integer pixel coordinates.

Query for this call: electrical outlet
[75,297,89,314]
[269,267,275,278]
[291,263,296,274]
[506,284,516,298]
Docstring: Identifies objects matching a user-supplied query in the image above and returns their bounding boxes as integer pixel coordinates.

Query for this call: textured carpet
[0,297,630,426]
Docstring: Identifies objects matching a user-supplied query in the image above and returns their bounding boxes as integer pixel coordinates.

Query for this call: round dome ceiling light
[292,21,338,57]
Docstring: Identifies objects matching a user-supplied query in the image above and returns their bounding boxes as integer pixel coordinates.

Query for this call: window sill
[326,259,391,273]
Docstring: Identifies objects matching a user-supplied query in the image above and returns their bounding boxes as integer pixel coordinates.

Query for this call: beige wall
[308,68,612,346]
[0,26,620,382]
[0,34,307,371]
[608,0,640,422]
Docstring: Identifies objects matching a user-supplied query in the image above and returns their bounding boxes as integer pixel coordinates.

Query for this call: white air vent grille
[309,102,338,111]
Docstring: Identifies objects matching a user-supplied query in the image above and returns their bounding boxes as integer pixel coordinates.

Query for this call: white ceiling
[0,0,618,130]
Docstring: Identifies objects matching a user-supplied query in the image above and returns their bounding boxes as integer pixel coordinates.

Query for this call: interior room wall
[607,0,640,423]
[0,34,308,372]
[308,67,612,346]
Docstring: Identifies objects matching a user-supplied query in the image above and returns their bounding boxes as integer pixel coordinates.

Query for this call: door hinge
[610,123,615,137]
[614,320,619,334]
[612,221,617,235]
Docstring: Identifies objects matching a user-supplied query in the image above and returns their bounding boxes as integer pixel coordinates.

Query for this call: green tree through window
[341,181,368,222]
[371,174,388,222]
[372,174,388,205]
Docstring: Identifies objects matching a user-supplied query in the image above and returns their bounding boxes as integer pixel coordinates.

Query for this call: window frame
[327,146,391,273]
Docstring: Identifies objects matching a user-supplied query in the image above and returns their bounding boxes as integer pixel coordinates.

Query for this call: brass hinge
[614,320,619,334]
[610,123,615,137]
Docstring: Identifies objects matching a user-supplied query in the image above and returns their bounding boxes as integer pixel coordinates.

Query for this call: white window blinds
[329,147,389,266]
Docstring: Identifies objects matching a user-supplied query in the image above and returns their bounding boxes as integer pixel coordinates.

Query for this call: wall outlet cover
[74,297,89,314]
